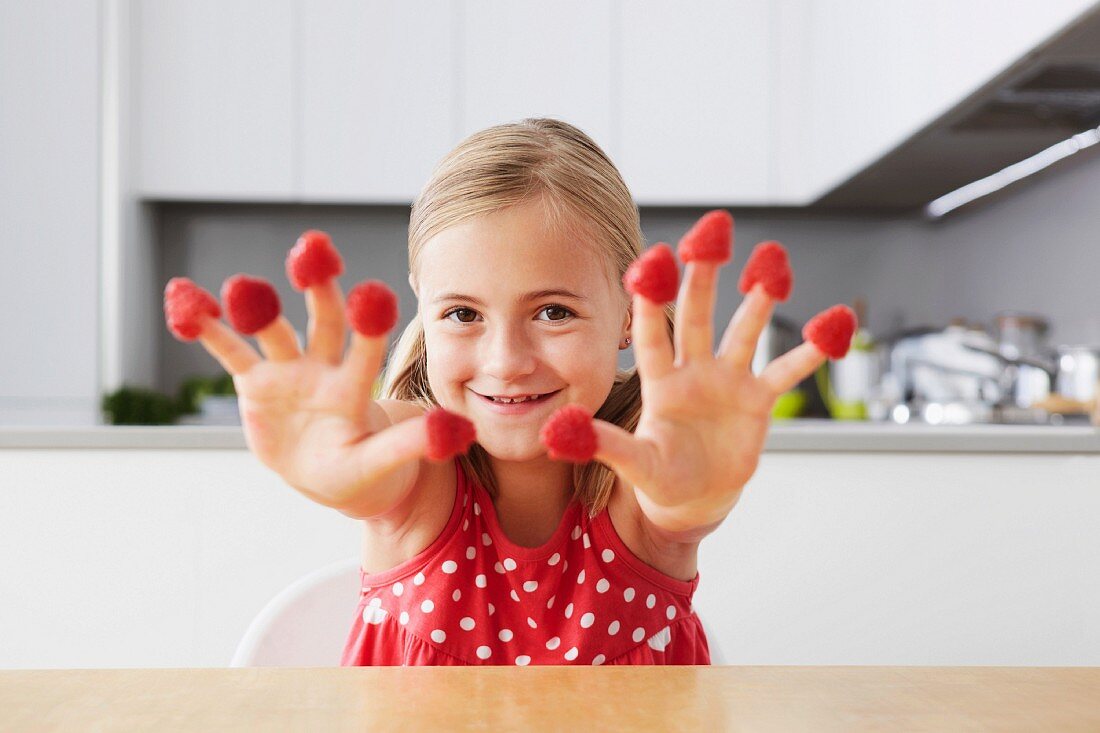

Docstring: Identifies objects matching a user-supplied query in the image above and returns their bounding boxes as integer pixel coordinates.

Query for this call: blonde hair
[382,118,674,516]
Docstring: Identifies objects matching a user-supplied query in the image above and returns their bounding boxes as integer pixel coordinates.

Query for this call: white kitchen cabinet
[616,0,774,206]
[135,0,296,199]
[458,1,614,154]
[0,0,101,425]
[775,0,1097,204]
[300,1,458,202]
[131,1,1094,205]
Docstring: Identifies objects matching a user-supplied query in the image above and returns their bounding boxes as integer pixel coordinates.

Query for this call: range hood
[814,4,1100,215]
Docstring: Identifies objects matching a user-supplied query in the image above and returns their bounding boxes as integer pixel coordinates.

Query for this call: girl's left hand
[592,244,830,541]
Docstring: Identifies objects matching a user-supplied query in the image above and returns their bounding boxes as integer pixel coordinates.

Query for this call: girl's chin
[473,431,549,463]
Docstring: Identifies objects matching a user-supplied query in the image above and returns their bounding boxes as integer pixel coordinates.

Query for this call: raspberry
[677,209,733,264]
[286,229,344,291]
[163,277,221,341]
[738,241,793,301]
[424,407,477,461]
[221,274,281,335]
[802,305,857,359]
[539,404,598,463]
[622,243,679,303]
[346,280,399,337]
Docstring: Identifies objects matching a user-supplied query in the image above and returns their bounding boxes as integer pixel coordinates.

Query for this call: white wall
[2,447,1096,668]
[0,0,101,425]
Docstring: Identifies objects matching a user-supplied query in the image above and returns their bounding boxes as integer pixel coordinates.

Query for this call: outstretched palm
[593,251,829,538]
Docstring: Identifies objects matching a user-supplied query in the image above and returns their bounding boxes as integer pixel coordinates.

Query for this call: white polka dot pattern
[346,462,703,667]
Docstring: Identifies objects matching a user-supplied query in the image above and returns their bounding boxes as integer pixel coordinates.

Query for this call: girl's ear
[408,273,417,295]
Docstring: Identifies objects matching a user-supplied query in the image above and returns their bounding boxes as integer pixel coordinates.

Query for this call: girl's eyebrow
[431,289,589,305]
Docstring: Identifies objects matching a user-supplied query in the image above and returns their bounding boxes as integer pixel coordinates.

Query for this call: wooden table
[2,666,1098,731]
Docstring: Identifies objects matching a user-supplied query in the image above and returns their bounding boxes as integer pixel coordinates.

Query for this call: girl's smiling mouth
[470,388,562,415]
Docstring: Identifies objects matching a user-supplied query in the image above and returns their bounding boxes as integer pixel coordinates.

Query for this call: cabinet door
[617,0,773,205]
[300,1,458,202]
[135,0,295,199]
[778,0,1097,203]
[459,1,614,153]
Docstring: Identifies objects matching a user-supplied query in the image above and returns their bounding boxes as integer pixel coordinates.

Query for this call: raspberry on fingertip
[286,229,344,291]
[221,274,281,335]
[738,241,793,301]
[346,280,399,337]
[622,243,679,304]
[677,209,733,264]
[425,407,477,461]
[803,304,857,359]
[164,277,221,342]
[539,404,598,463]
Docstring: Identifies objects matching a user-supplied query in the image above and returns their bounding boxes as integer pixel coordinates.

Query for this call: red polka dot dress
[340,458,710,666]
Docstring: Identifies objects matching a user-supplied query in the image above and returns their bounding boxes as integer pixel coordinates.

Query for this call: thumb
[591,419,659,496]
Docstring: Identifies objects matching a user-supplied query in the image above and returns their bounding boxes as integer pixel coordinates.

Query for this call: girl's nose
[481,323,538,383]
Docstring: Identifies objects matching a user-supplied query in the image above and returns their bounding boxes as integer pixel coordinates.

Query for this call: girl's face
[415,198,630,462]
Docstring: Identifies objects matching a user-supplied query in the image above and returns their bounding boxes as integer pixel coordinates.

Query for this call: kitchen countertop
[2,666,1098,731]
[2,419,1099,452]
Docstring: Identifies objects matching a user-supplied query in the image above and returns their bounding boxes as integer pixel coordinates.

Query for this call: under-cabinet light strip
[925,125,1100,218]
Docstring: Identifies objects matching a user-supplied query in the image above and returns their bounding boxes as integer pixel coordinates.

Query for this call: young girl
[165,118,842,666]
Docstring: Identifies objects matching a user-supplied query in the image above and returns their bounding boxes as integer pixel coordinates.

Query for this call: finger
[352,414,433,484]
[197,319,263,375]
[305,278,347,364]
[758,341,827,397]
[324,414,431,517]
[591,419,659,497]
[632,294,675,381]
[717,284,775,371]
[341,331,389,398]
[673,262,719,364]
[254,315,302,362]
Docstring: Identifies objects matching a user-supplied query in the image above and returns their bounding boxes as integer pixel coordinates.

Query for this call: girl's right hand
[167,248,432,518]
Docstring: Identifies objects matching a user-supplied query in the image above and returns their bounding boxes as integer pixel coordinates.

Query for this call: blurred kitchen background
[5,1,1100,672]
[5,0,1100,427]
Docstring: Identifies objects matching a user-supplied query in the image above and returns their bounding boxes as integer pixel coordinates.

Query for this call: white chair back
[230,556,362,667]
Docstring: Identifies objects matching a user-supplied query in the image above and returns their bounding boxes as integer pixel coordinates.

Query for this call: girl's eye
[538,305,575,322]
[444,307,479,324]
[443,305,575,324]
